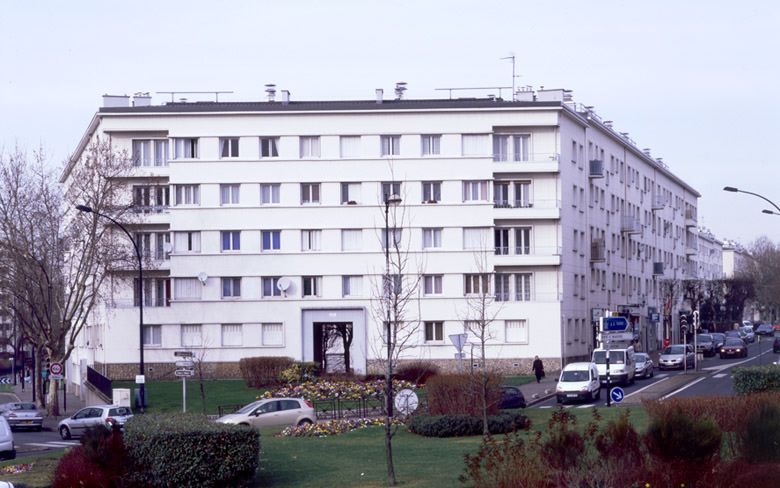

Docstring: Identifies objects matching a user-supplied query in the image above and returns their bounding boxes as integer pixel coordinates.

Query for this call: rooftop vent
[376,88,384,104]
[643,148,652,157]
[102,94,130,108]
[603,120,613,128]
[132,92,152,107]
[281,90,290,105]
[265,84,276,102]
[394,82,407,100]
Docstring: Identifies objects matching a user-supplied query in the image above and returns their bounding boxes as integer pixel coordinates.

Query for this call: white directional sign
[175,360,195,369]
[602,332,634,342]
[174,369,194,377]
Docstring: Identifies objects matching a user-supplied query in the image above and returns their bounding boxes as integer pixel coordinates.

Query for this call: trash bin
[134,388,148,409]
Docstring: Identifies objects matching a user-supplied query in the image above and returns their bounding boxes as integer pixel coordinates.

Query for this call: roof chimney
[281,90,290,105]
[102,94,130,108]
[265,84,276,102]
[394,82,407,100]
[376,88,384,104]
[132,92,152,107]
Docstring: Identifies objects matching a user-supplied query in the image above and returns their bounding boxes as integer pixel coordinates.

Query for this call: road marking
[538,405,552,409]
[701,349,773,373]
[653,373,668,379]
[713,373,727,379]
[623,377,669,399]
[25,441,79,448]
[577,403,596,409]
[660,377,707,400]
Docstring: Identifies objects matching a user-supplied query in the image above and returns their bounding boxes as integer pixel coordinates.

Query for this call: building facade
[696,229,723,280]
[62,88,700,382]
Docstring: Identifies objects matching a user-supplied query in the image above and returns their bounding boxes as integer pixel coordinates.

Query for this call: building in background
[61,86,700,382]
[696,228,723,280]
[722,241,751,278]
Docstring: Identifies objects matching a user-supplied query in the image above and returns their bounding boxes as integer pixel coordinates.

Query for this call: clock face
[394,389,419,415]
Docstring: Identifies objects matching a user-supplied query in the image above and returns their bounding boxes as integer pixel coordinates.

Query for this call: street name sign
[174,351,193,358]
[174,369,194,377]
[602,332,634,342]
[602,317,629,332]
[175,360,195,369]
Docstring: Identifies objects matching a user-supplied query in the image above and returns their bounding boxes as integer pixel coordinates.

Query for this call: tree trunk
[47,378,60,416]
[385,350,396,486]
[481,339,488,436]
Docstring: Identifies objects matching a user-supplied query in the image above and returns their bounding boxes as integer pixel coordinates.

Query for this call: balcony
[685,208,697,228]
[590,239,606,262]
[651,195,666,210]
[653,262,664,275]
[685,242,698,255]
[621,216,641,234]
[492,246,562,266]
[588,159,605,178]
[492,152,560,173]
[493,199,560,220]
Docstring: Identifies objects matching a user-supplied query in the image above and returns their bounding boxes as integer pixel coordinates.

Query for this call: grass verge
[0,452,64,488]
[113,379,261,415]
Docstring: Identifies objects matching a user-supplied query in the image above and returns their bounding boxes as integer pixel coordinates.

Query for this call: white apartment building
[62,88,699,382]
[722,241,751,278]
[697,229,723,280]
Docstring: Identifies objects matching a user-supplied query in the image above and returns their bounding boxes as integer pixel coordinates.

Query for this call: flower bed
[277,417,405,438]
[0,463,33,475]
[262,379,416,402]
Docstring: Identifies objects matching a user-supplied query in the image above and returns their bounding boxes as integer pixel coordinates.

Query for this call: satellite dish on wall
[197,272,208,285]
[277,277,291,293]
[163,242,173,253]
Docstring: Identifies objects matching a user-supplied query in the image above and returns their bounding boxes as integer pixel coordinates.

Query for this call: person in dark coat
[532,356,545,383]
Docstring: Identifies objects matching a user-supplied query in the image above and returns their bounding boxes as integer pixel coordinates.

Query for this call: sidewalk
[9,381,86,431]
[518,374,559,405]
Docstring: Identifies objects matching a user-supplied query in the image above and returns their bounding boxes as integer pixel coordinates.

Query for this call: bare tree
[742,237,780,322]
[369,189,423,487]
[0,141,133,414]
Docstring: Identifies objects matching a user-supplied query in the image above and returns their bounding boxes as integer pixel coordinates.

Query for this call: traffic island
[619,371,708,405]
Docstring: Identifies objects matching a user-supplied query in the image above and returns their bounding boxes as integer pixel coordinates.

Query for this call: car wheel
[556,397,562,404]
[297,419,313,427]
[35,426,42,432]
[720,354,724,359]
[595,388,601,401]
[649,367,654,378]
[59,425,71,440]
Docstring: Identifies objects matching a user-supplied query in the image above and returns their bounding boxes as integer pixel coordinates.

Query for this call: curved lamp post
[76,204,145,413]
[723,186,780,213]
[762,209,780,216]
[383,193,402,419]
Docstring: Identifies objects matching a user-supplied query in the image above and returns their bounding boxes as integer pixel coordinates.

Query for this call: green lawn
[113,379,261,415]
[502,375,535,387]
[0,452,63,487]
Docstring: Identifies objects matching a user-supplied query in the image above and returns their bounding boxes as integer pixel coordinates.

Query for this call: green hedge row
[732,365,780,395]
[408,412,529,437]
[123,413,260,487]
[239,356,294,387]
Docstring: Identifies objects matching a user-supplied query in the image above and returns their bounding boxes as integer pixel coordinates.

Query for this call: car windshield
[592,351,626,364]
[236,401,264,415]
[663,346,686,355]
[712,333,725,340]
[697,335,712,343]
[634,354,648,362]
[12,403,36,411]
[109,407,132,417]
[724,339,743,347]
[561,370,590,382]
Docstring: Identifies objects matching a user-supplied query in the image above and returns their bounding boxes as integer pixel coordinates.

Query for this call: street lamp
[76,204,146,413]
[762,209,780,216]
[383,193,402,419]
[722,186,780,213]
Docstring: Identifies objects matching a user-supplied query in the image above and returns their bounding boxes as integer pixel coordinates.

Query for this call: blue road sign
[603,317,629,331]
[610,387,625,403]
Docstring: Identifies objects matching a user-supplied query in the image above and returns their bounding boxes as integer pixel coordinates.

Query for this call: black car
[773,336,780,353]
[710,333,726,349]
[696,334,716,357]
[499,385,527,409]
[720,338,748,359]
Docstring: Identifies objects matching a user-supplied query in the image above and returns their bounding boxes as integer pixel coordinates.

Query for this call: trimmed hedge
[732,365,780,395]
[408,412,529,437]
[123,413,259,488]
[239,356,294,387]
[426,373,502,416]
[395,361,440,384]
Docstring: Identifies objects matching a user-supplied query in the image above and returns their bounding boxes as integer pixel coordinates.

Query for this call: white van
[592,346,636,386]
[0,416,15,460]
[556,362,601,404]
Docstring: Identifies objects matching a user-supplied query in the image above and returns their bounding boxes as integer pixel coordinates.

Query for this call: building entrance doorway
[313,322,354,374]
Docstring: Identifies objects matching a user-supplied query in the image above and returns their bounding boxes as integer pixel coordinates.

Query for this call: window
[302,276,321,297]
[261,230,281,251]
[494,182,510,207]
[260,183,280,204]
[421,135,441,156]
[181,324,202,347]
[301,183,320,204]
[341,229,362,251]
[515,227,531,255]
[134,278,170,307]
[221,231,241,252]
[422,228,442,249]
[382,228,402,249]
[219,137,239,158]
[381,182,401,201]
[462,134,488,156]
[380,135,401,156]
[513,135,530,161]
[301,230,321,251]
[383,274,402,297]
[221,277,241,298]
[505,320,528,343]
[495,274,510,301]
[154,232,171,260]
[262,277,282,297]
[424,321,444,342]
[514,181,531,208]
[133,185,170,212]
[262,323,284,346]
[464,274,489,295]
[463,181,489,202]
[342,275,363,297]
[493,135,508,161]
[174,185,200,205]
[143,325,162,347]
[259,137,279,158]
[341,182,361,204]
[463,227,489,250]
[423,275,443,295]
[515,273,532,301]
[299,136,320,158]
[494,228,509,255]
[222,324,242,346]
[174,231,201,253]
[340,136,361,158]
[174,278,202,300]
[132,140,151,166]
[134,232,152,258]
[154,140,169,166]
[172,138,198,159]
[220,184,240,205]
[422,181,441,203]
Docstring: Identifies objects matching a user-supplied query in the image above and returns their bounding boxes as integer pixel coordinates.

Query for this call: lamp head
[763,209,776,215]
[722,186,739,192]
[385,194,402,205]
[75,204,93,213]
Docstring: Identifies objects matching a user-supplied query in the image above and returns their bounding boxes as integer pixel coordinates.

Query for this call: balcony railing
[131,205,169,214]
[651,195,667,210]
[493,199,536,209]
[621,216,642,234]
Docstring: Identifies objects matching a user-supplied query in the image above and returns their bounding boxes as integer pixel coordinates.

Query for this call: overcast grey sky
[1,0,778,244]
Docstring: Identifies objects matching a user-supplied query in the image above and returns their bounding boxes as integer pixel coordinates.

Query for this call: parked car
[556,362,601,404]
[216,398,315,429]
[499,385,527,409]
[725,330,743,342]
[773,336,780,353]
[695,334,716,357]
[592,346,636,385]
[659,344,695,370]
[755,324,775,336]
[720,338,748,359]
[710,333,726,350]
[0,416,15,460]
[58,405,133,440]
[633,353,654,379]
[740,326,756,343]
[0,402,42,431]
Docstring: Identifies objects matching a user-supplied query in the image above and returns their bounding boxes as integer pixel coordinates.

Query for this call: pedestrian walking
[532,356,545,383]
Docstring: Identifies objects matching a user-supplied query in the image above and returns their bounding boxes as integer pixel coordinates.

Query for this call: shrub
[395,361,440,384]
[644,406,722,462]
[732,365,780,395]
[541,409,585,471]
[594,410,643,465]
[239,356,293,387]
[739,402,780,463]
[124,413,260,488]
[279,361,319,384]
[426,373,502,416]
[408,412,528,437]
[460,434,549,487]
[52,425,126,488]
[53,448,116,488]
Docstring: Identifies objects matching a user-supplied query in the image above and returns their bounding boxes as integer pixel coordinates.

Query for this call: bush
[739,402,780,463]
[395,361,440,384]
[426,373,502,416]
[408,412,528,437]
[541,409,585,471]
[732,365,780,395]
[52,425,126,488]
[53,448,116,488]
[124,413,260,488]
[644,406,722,462]
[239,356,293,387]
[279,361,319,384]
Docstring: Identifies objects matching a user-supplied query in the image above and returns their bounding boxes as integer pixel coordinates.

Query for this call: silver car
[659,344,695,370]
[0,402,43,431]
[634,353,654,378]
[216,398,315,429]
[58,405,133,439]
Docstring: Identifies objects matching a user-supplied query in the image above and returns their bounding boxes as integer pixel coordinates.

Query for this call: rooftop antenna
[500,54,520,100]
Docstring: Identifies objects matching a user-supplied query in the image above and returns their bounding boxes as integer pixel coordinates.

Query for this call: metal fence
[87,366,113,401]
[217,395,427,420]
